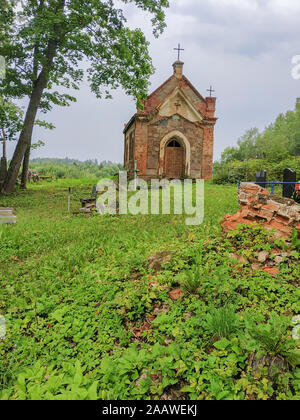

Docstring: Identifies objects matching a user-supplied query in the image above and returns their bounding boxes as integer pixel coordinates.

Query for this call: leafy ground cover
[0,180,299,400]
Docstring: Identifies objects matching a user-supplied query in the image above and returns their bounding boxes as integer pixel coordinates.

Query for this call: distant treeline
[29,158,123,179]
[214,99,300,183]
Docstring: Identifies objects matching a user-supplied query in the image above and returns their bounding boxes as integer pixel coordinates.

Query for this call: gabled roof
[146,74,174,102]
[146,71,206,106]
[124,62,216,133]
[181,75,206,103]
[157,86,204,123]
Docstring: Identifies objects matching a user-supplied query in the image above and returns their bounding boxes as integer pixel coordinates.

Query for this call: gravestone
[256,170,267,188]
[283,168,296,198]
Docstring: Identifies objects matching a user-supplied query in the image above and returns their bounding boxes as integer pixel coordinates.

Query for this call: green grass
[0,179,299,400]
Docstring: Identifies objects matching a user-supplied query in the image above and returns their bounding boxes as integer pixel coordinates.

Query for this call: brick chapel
[123,60,217,180]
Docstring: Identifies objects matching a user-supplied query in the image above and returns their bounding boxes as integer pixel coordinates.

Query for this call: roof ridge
[146,74,175,100]
[181,75,206,102]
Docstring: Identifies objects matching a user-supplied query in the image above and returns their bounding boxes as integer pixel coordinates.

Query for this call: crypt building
[123,60,217,180]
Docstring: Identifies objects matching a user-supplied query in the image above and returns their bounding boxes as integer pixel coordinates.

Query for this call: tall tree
[0,0,169,193]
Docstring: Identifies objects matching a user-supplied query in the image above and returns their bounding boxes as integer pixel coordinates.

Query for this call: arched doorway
[164,139,184,178]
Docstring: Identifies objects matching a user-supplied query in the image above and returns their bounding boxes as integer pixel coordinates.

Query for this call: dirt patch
[148,251,172,272]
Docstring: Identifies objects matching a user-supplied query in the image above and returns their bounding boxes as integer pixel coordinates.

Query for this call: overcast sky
[8,0,300,163]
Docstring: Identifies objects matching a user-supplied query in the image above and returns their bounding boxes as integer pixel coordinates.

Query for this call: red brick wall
[201,125,214,180]
[134,119,148,176]
[143,115,203,179]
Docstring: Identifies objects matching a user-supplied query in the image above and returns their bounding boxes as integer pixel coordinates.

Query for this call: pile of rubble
[221,183,300,239]
[80,202,97,213]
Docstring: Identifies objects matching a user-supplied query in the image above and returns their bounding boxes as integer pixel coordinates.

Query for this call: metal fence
[238,179,300,194]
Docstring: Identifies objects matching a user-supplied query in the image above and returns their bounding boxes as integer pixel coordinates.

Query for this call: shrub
[180,266,202,293]
[245,313,300,366]
[206,305,242,339]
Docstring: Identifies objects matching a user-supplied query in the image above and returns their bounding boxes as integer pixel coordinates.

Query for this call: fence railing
[237,179,300,205]
[238,178,300,194]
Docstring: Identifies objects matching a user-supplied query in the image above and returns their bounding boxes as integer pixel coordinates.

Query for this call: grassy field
[0,179,299,400]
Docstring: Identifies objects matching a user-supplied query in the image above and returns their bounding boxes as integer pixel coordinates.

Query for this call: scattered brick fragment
[169,288,183,300]
[261,267,280,275]
[221,183,300,239]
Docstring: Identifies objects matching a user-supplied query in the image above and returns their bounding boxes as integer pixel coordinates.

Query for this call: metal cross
[173,43,184,61]
[207,85,215,97]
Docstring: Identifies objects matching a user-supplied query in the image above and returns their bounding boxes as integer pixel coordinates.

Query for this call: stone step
[0,208,17,224]
[0,215,17,220]
[0,220,16,224]
[0,210,13,216]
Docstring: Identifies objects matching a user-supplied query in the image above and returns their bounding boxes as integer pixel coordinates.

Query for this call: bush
[206,305,242,339]
[180,266,202,293]
[245,313,300,360]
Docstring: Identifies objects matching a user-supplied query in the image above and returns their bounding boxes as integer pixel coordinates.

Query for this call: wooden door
[165,140,184,178]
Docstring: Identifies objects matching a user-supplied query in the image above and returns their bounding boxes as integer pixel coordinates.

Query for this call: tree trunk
[21,146,31,189]
[0,157,7,186]
[1,0,65,193]
[2,127,7,161]
[0,129,7,187]
[1,40,58,193]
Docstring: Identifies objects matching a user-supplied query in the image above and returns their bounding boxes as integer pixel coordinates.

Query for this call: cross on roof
[207,85,215,97]
[173,43,184,61]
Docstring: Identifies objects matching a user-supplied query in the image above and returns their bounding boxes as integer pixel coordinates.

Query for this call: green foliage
[0,181,299,400]
[291,229,300,252]
[246,313,290,355]
[179,265,202,293]
[0,361,99,400]
[213,156,300,185]
[227,223,272,251]
[98,343,180,399]
[0,100,54,161]
[245,313,300,366]
[221,128,260,163]
[214,98,300,184]
[0,0,169,108]
[0,100,23,143]
[0,0,170,191]
[206,305,242,340]
[220,99,300,164]
[28,158,123,179]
